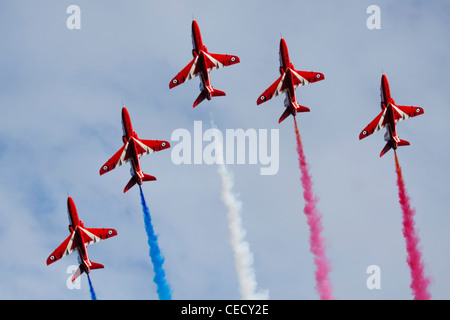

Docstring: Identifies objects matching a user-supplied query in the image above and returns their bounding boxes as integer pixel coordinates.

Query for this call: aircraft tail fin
[124,176,137,193]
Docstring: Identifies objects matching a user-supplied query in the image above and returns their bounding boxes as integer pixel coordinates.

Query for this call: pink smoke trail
[394,151,431,300]
[294,117,333,300]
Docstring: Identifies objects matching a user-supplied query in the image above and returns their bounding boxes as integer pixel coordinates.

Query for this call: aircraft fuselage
[121,107,144,185]
[279,38,298,115]
[191,20,213,100]
[380,74,400,149]
[67,197,91,273]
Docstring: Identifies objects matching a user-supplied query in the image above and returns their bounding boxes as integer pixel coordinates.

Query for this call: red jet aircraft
[169,19,240,107]
[359,74,424,157]
[46,197,118,282]
[257,38,325,123]
[100,107,170,193]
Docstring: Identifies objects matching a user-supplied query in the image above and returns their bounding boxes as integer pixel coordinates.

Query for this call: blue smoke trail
[139,185,172,300]
[87,273,97,300]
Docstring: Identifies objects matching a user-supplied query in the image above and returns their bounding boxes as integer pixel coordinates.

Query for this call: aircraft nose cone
[192,19,200,34]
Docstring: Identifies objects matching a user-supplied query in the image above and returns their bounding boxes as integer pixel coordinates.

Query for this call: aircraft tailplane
[296,104,310,113]
[211,88,226,97]
[71,265,84,282]
[279,108,292,123]
[193,90,207,108]
[381,138,410,157]
[70,261,105,282]
[193,88,226,108]
[380,142,392,157]
[143,174,157,182]
[90,262,104,271]
[124,176,137,193]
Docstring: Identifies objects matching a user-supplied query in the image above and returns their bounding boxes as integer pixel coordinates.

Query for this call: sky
[0,1,449,300]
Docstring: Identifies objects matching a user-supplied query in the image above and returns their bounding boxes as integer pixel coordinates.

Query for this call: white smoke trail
[210,115,269,300]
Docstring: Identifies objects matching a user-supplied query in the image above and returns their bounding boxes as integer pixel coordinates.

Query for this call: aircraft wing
[46,231,77,265]
[203,52,240,72]
[169,57,198,89]
[81,227,117,246]
[46,228,117,266]
[359,109,387,140]
[291,70,325,88]
[134,139,170,156]
[100,143,129,175]
[257,69,324,105]
[257,74,285,105]
[169,52,239,89]
[392,105,424,123]
[100,139,169,175]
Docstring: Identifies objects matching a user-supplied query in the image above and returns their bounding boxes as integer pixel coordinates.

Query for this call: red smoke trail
[394,151,431,300]
[294,117,333,300]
